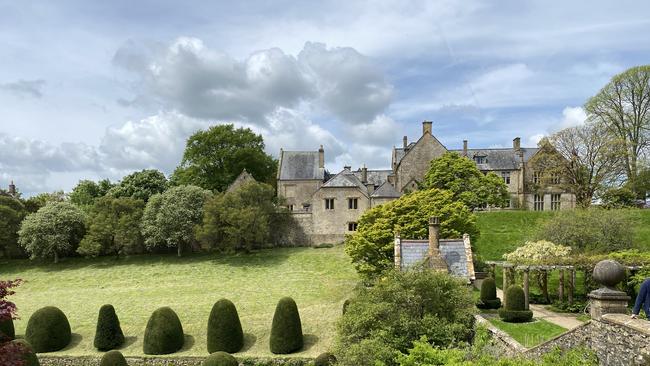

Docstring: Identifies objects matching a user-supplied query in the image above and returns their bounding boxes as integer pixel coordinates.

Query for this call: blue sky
[1,1,650,195]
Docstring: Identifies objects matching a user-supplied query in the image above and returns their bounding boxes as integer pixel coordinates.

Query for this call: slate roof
[399,238,473,281]
[322,169,367,190]
[352,169,392,186]
[278,151,325,180]
[393,142,416,166]
[371,181,402,198]
[449,148,540,171]
[226,169,256,193]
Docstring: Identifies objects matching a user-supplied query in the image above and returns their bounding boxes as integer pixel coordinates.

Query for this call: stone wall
[310,186,369,244]
[395,133,446,192]
[278,179,322,211]
[38,356,314,366]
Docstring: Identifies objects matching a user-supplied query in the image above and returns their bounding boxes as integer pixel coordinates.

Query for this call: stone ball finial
[592,260,626,289]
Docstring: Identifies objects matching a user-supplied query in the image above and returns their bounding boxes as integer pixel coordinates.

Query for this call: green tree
[108,169,167,202]
[421,152,509,209]
[22,191,66,213]
[77,197,145,257]
[335,270,475,366]
[601,187,637,209]
[69,179,114,207]
[585,65,650,198]
[345,188,478,280]
[141,185,211,257]
[171,124,277,192]
[0,197,27,258]
[197,181,286,252]
[18,202,85,263]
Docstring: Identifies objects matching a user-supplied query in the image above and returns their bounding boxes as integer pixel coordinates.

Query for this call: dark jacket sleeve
[633,279,649,315]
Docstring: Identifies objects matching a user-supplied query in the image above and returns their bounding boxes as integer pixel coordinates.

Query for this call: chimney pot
[422,121,433,136]
[344,165,351,171]
[318,145,325,169]
[463,140,468,157]
[361,165,368,183]
[513,137,521,151]
[403,136,408,148]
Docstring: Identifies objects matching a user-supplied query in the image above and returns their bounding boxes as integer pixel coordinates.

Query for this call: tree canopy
[421,152,509,209]
[77,196,145,257]
[108,169,167,202]
[0,197,27,258]
[344,188,478,280]
[171,124,277,192]
[18,202,85,263]
[69,179,114,207]
[141,185,212,256]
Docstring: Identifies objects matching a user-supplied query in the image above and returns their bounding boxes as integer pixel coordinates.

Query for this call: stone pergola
[485,261,576,309]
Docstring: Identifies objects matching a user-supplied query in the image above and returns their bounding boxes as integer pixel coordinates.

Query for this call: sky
[1,1,650,196]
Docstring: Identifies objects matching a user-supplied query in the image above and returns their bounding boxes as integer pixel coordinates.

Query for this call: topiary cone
[100,350,128,366]
[269,297,303,354]
[0,317,15,341]
[94,304,125,351]
[11,339,40,366]
[498,285,533,323]
[143,307,185,355]
[202,351,238,366]
[478,278,501,309]
[25,306,72,353]
[207,299,244,353]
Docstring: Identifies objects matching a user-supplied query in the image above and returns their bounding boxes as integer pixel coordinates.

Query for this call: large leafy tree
[22,191,66,213]
[345,188,478,280]
[69,179,114,207]
[585,65,650,197]
[0,197,27,258]
[77,197,145,257]
[197,181,287,252]
[171,124,277,192]
[108,169,167,202]
[18,202,85,263]
[141,185,212,257]
[421,152,509,209]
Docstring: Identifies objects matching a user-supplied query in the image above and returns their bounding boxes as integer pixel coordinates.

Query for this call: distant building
[278,121,575,244]
[226,169,256,193]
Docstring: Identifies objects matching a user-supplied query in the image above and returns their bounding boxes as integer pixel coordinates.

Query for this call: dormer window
[474,155,487,164]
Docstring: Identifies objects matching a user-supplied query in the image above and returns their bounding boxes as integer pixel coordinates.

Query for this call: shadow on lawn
[301,334,319,352]
[60,333,83,352]
[3,247,308,273]
[117,336,138,350]
[239,333,257,353]
[178,334,195,353]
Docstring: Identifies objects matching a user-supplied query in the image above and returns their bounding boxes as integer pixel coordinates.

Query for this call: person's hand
[631,314,638,319]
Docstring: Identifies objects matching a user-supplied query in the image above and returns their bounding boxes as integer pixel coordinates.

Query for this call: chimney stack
[318,145,324,169]
[428,216,448,271]
[361,165,368,183]
[463,140,468,157]
[403,136,408,148]
[344,165,351,171]
[422,121,433,136]
[513,137,521,151]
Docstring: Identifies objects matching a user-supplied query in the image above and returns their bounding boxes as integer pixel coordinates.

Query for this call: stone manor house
[277,121,575,244]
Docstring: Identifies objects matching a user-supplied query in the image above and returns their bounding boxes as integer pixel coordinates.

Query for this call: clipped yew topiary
[25,306,72,352]
[0,317,15,341]
[314,352,337,366]
[269,297,303,354]
[477,278,501,309]
[207,299,244,353]
[143,307,185,355]
[12,339,40,366]
[498,285,533,323]
[94,304,125,351]
[202,351,238,366]
[100,350,128,366]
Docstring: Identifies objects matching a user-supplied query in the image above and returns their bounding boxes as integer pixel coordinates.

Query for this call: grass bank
[487,318,566,348]
[0,246,358,357]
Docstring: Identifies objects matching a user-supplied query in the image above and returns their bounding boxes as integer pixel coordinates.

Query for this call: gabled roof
[322,169,366,190]
[450,148,539,170]
[352,169,392,187]
[278,151,325,180]
[394,133,447,168]
[226,169,256,193]
[371,181,401,198]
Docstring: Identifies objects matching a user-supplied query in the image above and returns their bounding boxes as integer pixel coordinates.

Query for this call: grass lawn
[0,246,359,358]
[487,318,566,348]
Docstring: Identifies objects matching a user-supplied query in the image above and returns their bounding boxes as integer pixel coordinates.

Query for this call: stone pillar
[318,145,324,169]
[558,268,565,302]
[588,260,631,320]
[502,266,509,308]
[427,217,448,271]
[523,268,530,310]
[568,268,575,305]
[394,232,401,270]
[490,263,496,279]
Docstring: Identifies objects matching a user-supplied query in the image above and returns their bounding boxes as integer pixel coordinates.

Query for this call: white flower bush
[503,240,571,264]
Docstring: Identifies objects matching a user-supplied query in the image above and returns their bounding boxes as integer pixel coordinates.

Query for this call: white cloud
[556,106,587,130]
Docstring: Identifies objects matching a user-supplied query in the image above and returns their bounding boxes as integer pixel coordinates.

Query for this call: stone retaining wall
[38,356,313,366]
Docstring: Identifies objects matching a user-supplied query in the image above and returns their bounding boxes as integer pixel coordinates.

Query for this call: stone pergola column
[502,264,513,308]
[558,268,565,302]
[568,267,575,305]
[490,263,497,278]
[394,232,401,270]
[522,267,530,310]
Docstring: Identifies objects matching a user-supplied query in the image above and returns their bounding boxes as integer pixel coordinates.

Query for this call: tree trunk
[54,251,59,264]
[177,244,182,257]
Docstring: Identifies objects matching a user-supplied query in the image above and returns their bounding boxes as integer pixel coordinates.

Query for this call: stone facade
[277,121,575,244]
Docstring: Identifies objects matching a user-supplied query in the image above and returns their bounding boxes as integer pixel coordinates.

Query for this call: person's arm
[632,280,648,317]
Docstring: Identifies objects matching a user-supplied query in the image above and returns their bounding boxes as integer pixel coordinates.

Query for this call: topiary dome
[498,285,533,323]
[143,307,185,355]
[25,306,72,353]
[99,350,128,366]
[202,351,238,366]
[269,297,303,354]
[207,299,244,353]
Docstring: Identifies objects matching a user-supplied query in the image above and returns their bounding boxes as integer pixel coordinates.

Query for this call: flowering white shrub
[503,240,571,264]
